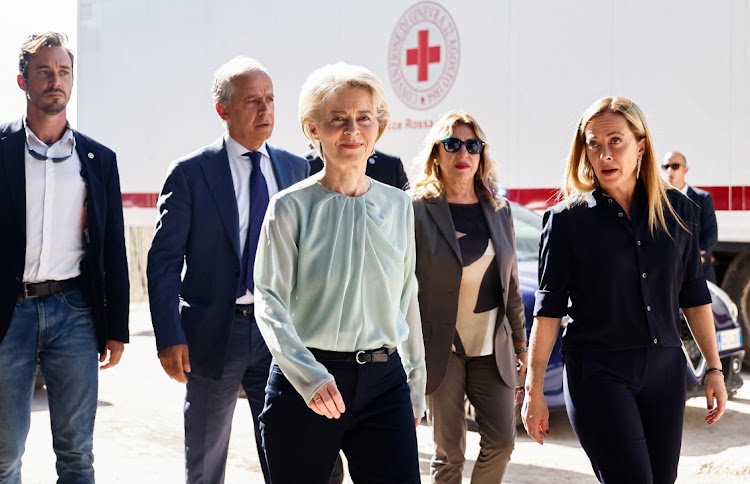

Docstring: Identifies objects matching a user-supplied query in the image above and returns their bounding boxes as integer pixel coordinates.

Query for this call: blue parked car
[469,202,745,426]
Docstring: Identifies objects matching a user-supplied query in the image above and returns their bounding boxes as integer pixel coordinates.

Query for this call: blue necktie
[236,151,269,298]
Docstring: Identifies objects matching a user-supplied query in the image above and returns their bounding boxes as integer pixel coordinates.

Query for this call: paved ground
[21,302,750,483]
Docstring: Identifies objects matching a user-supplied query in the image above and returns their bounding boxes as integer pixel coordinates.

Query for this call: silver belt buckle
[22,282,38,299]
[355,350,367,364]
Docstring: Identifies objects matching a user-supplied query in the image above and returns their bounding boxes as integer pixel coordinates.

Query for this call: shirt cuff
[533,290,569,318]
[679,277,712,308]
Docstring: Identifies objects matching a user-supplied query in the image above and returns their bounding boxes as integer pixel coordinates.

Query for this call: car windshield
[510,202,542,261]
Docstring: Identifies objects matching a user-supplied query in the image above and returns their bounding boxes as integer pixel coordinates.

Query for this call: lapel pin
[88,152,95,159]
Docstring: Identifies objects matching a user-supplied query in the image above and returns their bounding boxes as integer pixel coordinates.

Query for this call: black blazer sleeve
[698,191,718,254]
[102,152,130,343]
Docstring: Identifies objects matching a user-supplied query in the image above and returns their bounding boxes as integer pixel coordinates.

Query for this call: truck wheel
[721,253,750,364]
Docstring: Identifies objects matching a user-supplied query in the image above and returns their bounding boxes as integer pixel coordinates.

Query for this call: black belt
[235,304,254,316]
[309,347,396,364]
[19,277,80,299]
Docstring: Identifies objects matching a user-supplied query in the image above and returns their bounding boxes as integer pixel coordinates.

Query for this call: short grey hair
[299,62,390,149]
[210,56,268,104]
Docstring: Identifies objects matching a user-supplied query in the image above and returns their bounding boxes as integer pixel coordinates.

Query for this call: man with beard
[0,32,130,482]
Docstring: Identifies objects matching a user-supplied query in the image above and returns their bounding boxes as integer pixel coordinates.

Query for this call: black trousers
[260,351,420,484]
[564,346,686,484]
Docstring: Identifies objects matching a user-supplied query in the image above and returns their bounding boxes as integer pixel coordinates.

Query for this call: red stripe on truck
[698,186,750,211]
[122,193,159,208]
[503,188,560,210]
[121,187,750,211]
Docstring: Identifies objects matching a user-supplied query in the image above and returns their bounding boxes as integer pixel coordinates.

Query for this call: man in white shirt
[0,32,130,483]
[147,57,309,483]
[661,151,719,282]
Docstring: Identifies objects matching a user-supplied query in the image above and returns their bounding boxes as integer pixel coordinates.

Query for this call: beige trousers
[428,352,516,484]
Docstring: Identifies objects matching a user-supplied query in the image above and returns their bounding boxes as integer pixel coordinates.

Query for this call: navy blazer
[0,118,130,353]
[147,137,309,380]
[304,148,410,191]
[686,185,718,281]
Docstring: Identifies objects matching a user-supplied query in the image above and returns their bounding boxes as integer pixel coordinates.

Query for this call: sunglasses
[440,137,485,155]
[661,163,685,171]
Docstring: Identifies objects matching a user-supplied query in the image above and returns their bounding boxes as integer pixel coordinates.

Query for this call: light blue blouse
[253,177,426,417]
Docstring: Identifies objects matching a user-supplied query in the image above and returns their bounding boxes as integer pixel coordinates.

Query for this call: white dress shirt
[23,122,86,283]
[225,134,280,304]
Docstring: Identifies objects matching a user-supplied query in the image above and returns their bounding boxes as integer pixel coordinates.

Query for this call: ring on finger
[314,396,323,402]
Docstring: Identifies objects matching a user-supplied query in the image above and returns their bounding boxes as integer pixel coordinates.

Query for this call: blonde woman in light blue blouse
[253,62,426,484]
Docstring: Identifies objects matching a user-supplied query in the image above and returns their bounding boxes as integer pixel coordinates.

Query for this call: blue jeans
[0,288,99,484]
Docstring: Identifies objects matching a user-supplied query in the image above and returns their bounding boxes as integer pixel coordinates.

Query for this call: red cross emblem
[406,30,441,82]
[388,2,460,111]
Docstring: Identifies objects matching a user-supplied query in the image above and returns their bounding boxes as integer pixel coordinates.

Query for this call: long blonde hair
[564,96,682,235]
[412,110,504,210]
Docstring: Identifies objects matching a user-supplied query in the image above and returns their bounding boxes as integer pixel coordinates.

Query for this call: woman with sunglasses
[412,110,527,483]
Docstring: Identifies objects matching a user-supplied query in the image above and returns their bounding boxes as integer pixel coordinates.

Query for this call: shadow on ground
[31,388,112,412]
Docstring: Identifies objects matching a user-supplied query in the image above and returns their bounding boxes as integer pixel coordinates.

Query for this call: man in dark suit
[147,57,309,483]
[0,32,129,483]
[662,151,718,282]
[304,147,410,190]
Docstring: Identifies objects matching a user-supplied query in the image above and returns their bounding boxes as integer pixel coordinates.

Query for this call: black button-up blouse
[533,180,711,352]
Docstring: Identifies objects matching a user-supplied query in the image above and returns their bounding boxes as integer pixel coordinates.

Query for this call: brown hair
[412,110,504,210]
[19,32,74,80]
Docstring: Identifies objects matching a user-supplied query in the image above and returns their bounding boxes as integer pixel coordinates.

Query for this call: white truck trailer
[74,0,750,356]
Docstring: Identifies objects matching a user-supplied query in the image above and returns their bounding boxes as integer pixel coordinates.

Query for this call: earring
[636,155,642,179]
[434,160,441,176]
[585,163,596,184]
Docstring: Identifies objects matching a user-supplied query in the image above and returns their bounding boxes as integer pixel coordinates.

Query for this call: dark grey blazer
[413,194,526,394]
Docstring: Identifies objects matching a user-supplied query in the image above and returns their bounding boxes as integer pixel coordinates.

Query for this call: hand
[522,392,549,445]
[704,371,728,425]
[309,380,346,419]
[700,250,707,265]
[99,340,124,370]
[516,351,528,376]
[414,418,421,427]
[158,344,191,383]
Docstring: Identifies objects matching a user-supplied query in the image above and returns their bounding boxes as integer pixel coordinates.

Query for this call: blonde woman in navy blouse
[523,97,727,484]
